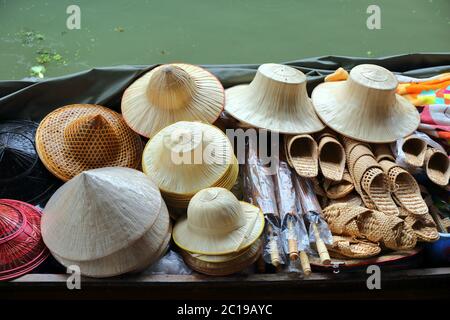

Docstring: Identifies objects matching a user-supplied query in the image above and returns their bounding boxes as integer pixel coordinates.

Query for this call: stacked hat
[142,121,238,208]
[0,120,60,205]
[35,104,143,181]
[173,188,264,276]
[312,64,420,143]
[0,199,49,280]
[41,167,171,278]
[225,63,325,134]
[122,63,225,138]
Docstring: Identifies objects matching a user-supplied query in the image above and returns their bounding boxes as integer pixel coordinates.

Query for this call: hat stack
[142,121,238,208]
[312,64,420,143]
[0,120,60,205]
[225,63,325,134]
[35,104,143,181]
[0,199,49,280]
[122,63,225,138]
[41,167,171,278]
[173,188,265,276]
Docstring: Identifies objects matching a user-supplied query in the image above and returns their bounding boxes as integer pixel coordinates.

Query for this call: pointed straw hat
[142,121,238,207]
[121,63,224,138]
[0,120,60,205]
[41,167,168,264]
[312,64,420,143]
[173,188,264,255]
[35,104,143,181]
[225,63,325,134]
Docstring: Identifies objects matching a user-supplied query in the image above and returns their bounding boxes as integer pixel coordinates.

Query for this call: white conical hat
[121,63,224,138]
[225,63,325,134]
[173,188,265,255]
[41,167,164,261]
[142,121,234,195]
[312,64,420,143]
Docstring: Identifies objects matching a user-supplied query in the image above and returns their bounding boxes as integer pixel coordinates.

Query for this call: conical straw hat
[41,167,164,261]
[35,104,143,181]
[122,63,224,138]
[50,201,171,278]
[142,121,235,196]
[173,188,264,255]
[312,64,420,143]
[225,63,325,134]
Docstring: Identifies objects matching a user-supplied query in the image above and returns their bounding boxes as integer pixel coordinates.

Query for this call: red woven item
[0,199,49,281]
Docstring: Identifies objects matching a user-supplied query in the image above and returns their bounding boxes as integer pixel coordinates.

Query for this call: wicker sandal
[379,160,428,217]
[322,204,416,250]
[424,148,450,186]
[323,170,354,199]
[401,134,427,167]
[401,208,440,242]
[318,132,345,181]
[327,235,381,259]
[372,144,395,162]
[284,134,318,178]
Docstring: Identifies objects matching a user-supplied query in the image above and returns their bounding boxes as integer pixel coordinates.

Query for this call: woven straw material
[401,135,427,167]
[173,188,265,255]
[312,64,420,143]
[347,145,374,176]
[329,192,362,207]
[372,143,395,162]
[318,135,346,181]
[0,199,49,281]
[328,235,381,259]
[225,64,325,134]
[322,204,416,250]
[379,160,428,217]
[324,170,354,199]
[342,136,370,159]
[35,104,143,181]
[424,148,450,186]
[401,208,440,243]
[122,63,224,138]
[42,167,165,262]
[284,134,318,178]
[181,239,262,276]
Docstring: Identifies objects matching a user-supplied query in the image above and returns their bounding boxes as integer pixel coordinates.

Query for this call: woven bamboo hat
[312,64,420,143]
[42,167,171,277]
[173,188,264,255]
[121,63,225,138]
[225,63,325,134]
[142,121,238,208]
[35,104,143,181]
[0,120,60,205]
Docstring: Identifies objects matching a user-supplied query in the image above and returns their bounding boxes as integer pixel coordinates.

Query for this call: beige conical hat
[312,64,420,143]
[41,167,164,261]
[121,63,224,138]
[173,188,265,255]
[225,63,325,134]
[142,121,234,195]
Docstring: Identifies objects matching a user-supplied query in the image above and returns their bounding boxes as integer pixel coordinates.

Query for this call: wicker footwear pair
[327,235,381,259]
[322,204,417,250]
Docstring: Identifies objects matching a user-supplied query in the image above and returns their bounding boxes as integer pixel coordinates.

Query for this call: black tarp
[1,53,450,121]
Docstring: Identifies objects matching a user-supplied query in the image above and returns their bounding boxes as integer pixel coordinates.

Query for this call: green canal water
[1,0,449,80]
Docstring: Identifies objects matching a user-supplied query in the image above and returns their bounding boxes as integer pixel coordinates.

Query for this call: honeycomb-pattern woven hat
[35,104,143,181]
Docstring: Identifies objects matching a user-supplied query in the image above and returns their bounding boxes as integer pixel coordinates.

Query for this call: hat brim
[35,104,143,181]
[122,64,225,138]
[312,81,420,143]
[173,202,265,255]
[225,84,325,134]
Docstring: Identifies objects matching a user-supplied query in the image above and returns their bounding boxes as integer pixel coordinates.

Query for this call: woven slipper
[285,134,318,178]
[401,208,440,242]
[401,135,427,167]
[322,204,416,250]
[324,170,354,199]
[379,160,428,217]
[372,144,395,162]
[347,145,374,177]
[327,235,381,259]
[329,192,362,207]
[342,136,370,162]
[318,133,346,181]
[424,148,450,186]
